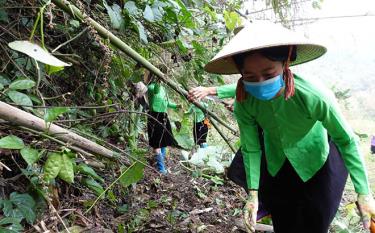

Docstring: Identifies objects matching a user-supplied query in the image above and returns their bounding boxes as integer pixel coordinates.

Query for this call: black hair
[233,45,297,70]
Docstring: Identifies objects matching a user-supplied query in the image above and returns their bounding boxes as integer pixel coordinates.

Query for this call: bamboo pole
[0,101,117,159]
[209,117,236,153]
[51,0,237,135]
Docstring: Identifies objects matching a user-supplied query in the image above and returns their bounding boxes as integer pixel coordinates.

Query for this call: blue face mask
[242,74,284,100]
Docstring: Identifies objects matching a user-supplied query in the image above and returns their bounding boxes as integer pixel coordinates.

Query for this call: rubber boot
[155,153,167,174]
[161,147,167,159]
[200,143,208,148]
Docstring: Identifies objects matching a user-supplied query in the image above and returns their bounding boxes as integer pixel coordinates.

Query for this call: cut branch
[209,117,236,153]
[0,101,117,159]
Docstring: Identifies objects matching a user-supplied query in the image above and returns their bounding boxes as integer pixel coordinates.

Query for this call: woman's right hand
[356,194,375,231]
[244,190,259,233]
[188,86,216,102]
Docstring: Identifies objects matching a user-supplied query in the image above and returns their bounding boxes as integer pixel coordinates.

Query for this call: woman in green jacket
[146,71,179,174]
[204,21,375,233]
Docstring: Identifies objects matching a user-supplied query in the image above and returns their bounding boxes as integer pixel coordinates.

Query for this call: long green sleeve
[310,92,369,194]
[217,83,236,99]
[234,101,262,190]
[167,101,178,109]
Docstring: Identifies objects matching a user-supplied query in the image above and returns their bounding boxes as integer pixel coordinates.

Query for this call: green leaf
[82,177,105,197]
[20,147,40,165]
[0,83,4,90]
[45,65,64,75]
[44,107,69,122]
[0,217,23,233]
[151,2,164,21]
[0,227,20,233]
[0,217,21,225]
[223,10,241,31]
[58,153,75,184]
[10,192,36,224]
[135,21,148,43]
[172,115,194,149]
[210,175,224,185]
[175,0,195,28]
[143,5,154,22]
[116,204,129,214]
[0,135,24,149]
[312,1,322,9]
[119,162,145,187]
[0,192,36,225]
[203,5,217,21]
[176,39,189,54]
[0,74,11,85]
[192,40,206,55]
[9,79,35,90]
[8,41,71,67]
[77,164,104,183]
[7,90,33,108]
[69,19,80,28]
[43,153,63,181]
[103,0,124,30]
[0,9,8,23]
[0,200,14,217]
[28,94,42,105]
[124,1,138,16]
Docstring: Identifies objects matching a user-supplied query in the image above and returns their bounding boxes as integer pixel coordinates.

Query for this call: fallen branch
[234,218,274,232]
[209,117,236,153]
[17,125,96,159]
[0,101,117,159]
[189,207,213,215]
[52,27,88,53]
[0,161,11,171]
[8,103,118,109]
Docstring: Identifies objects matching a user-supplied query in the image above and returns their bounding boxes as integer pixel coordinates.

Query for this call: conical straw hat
[204,20,327,74]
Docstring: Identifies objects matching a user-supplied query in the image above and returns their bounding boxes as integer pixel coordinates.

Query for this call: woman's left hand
[357,194,375,230]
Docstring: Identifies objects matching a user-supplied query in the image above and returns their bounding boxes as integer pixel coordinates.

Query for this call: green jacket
[187,102,208,123]
[234,74,369,194]
[217,83,236,99]
[148,82,177,112]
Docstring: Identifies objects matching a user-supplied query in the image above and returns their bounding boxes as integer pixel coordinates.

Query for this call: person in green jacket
[145,70,180,174]
[203,21,375,233]
[185,102,209,148]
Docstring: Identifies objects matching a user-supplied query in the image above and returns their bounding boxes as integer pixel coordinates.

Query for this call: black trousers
[227,142,348,233]
[147,111,177,148]
[193,121,208,145]
[261,141,348,233]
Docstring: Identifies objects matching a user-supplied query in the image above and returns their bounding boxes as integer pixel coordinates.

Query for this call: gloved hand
[357,194,375,230]
[244,190,258,233]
